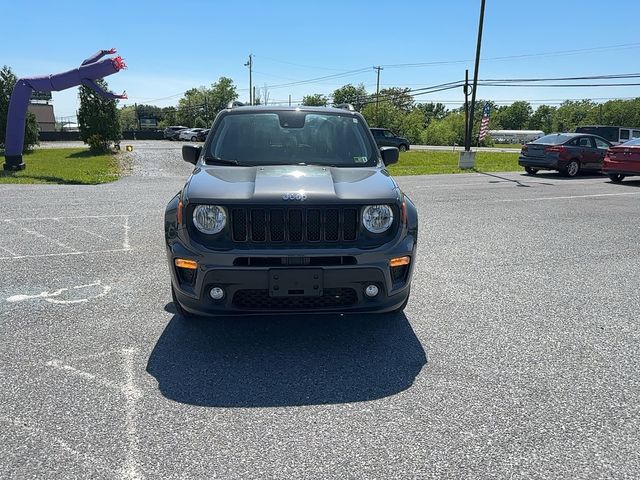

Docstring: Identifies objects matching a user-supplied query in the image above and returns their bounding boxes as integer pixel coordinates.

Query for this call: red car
[603,138,640,183]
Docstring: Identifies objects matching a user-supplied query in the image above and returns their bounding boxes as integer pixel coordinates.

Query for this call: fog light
[365,284,379,297]
[210,287,225,300]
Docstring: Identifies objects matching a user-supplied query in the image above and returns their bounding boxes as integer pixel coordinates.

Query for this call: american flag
[478,103,491,141]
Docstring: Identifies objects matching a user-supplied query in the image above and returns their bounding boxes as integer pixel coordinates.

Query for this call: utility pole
[467,0,486,150]
[374,66,383,126]
[245,54,253,105]
[134,102,140,130]
[253,86,257,105]
[288,94,291,106]
[460,0,486,168]
[464,69,470,151]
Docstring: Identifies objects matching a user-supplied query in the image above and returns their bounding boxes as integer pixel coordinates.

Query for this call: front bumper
[167,236,416,316]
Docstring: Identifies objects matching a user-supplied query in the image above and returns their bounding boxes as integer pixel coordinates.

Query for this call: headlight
[193,205,226,234]
[362,205,394,233]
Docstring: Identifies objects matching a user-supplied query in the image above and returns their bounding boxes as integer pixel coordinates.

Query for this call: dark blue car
[519,133,612,177]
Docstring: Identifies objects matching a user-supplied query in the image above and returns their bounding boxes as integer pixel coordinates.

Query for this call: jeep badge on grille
[282,192,307,201]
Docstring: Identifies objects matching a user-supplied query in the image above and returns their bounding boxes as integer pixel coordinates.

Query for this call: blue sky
[2,0,639,119]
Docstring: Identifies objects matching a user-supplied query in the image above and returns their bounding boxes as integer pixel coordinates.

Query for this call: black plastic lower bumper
[172,265,411,316]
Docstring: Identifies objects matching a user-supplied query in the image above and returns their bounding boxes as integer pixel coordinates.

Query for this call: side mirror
[182,145,201,165]
[380,146,399,166]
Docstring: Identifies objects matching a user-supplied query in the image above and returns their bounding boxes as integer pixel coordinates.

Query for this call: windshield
[531,134,571,145]
[207,112,376,167]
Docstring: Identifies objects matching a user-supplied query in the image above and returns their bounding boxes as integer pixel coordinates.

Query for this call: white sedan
[178,128,205,141]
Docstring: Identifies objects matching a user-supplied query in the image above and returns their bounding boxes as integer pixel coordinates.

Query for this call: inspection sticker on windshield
[353,118,358,123]
[354,156,368,163]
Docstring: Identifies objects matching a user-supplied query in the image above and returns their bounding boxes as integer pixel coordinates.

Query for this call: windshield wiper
[296,162,338,167]
[203,155,239,166]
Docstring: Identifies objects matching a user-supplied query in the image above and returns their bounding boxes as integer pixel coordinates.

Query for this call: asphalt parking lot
[1,141,639,479]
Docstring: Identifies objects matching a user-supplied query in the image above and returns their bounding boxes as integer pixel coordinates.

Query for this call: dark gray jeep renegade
[165,105,418,317]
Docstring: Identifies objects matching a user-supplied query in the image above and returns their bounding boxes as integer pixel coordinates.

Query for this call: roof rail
[227,100,246,109]
[333,103,355,111]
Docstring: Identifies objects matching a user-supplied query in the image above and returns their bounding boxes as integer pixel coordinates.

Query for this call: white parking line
[0,248,132,261]
[54,218,115,242]
[123,216,130,250]
[497,191,640,202]
[0,215,131,260]
[0,214,129,221]
[0,415,119,476]
[45,348,143,480]
[0,244,18,256]
[6,281,112,304]
[5,220,79,253]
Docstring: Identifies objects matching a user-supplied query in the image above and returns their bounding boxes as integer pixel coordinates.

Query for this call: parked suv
[163,125,188,140]
[370,128,410,152]
[519,133,612,177]
[165,106,418,317]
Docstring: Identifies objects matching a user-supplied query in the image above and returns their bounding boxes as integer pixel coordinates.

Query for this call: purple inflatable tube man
[3,49,127,171]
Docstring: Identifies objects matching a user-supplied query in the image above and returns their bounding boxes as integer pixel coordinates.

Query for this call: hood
[185,165,400,204]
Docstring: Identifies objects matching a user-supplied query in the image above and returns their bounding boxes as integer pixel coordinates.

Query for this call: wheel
[562,159,580,177]
[524,166,538,175]
[608,174,625,183]
[398,144,408,152]
[171,285,196,319]
[191,136,197,141]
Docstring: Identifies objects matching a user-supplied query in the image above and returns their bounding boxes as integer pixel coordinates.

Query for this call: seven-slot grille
[230,207,359,243]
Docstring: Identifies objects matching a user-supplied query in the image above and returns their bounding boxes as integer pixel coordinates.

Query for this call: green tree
[398,108,426,144]
[421,112,466,146]
[495,101,532,130]
[176,77,238,127]
[552,100,597,132]
[301,94,328,106]
[378,87,414,111]
[117,105,138,130]
[78,78,121,152]
[0,65,39,152]
[159,106,177,128]
[207,77,238,120]
[528,104,556,133]
[415,102,447,126]
[598,98,640,127]
[331,83,367,110]
[361,101,400,130]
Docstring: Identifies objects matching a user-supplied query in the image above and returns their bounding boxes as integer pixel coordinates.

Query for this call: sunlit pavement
[1,142,638,478]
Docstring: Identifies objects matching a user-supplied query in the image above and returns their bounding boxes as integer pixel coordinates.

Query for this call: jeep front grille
[230,207,360,244]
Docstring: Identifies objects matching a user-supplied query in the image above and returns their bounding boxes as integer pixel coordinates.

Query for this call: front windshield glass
[207,112,376,167]
[532,134,571,145]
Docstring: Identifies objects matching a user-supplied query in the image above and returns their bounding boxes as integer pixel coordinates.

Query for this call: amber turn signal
[175,258,198,270]
[389,256,410,267]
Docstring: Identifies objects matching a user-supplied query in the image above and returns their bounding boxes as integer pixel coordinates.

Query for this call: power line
[478,82,640,88]
[381,42,640,69]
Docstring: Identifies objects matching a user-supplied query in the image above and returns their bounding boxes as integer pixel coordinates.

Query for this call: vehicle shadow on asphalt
[146,306,427,407]
[523,172,606,181]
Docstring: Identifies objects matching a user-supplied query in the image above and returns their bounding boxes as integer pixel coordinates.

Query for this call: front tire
[191,136,197,141]
[562,159,580,177]
[608,174,625,183]
[398,144,408,152]
[524,166,538,175]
